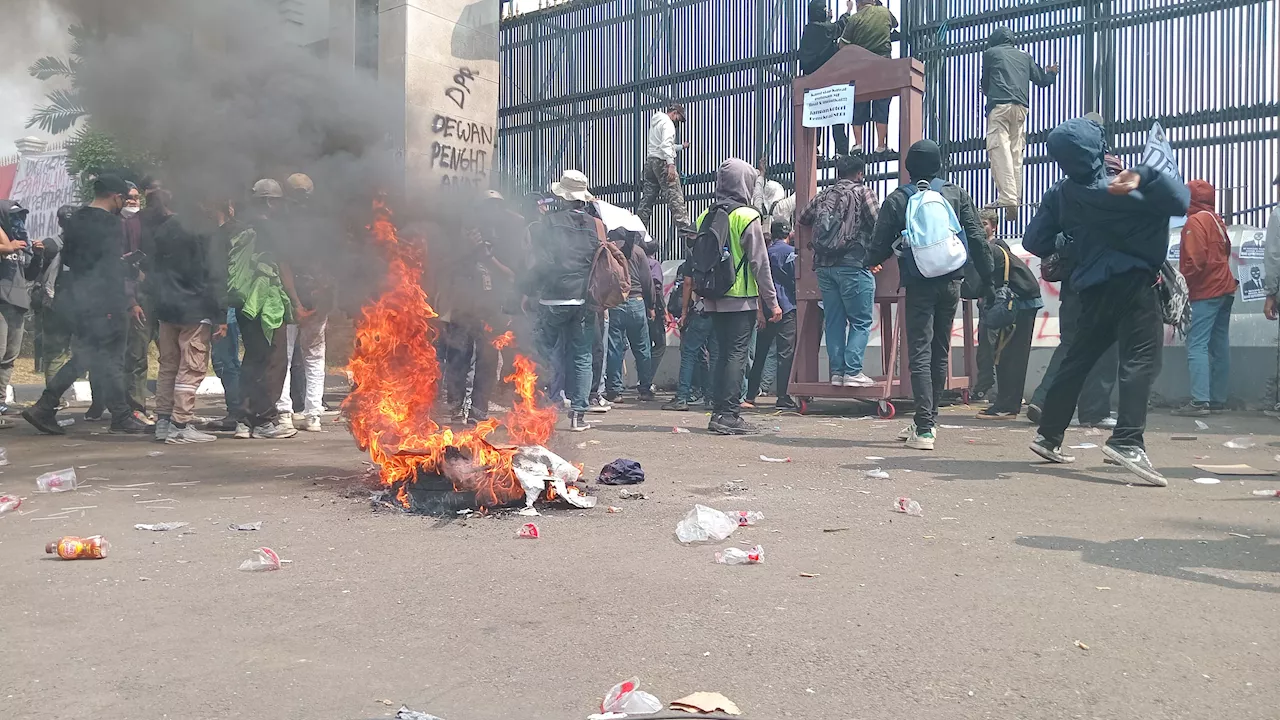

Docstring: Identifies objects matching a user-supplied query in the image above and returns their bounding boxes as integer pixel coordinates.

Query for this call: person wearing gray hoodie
[981,26,1059,220]
[698,158,781,435]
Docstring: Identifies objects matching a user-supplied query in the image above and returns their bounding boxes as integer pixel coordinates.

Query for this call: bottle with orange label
[45,535,110,560]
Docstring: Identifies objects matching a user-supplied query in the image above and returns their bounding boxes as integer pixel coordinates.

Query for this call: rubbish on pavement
[1171,435,1198,441]
[865,455,884,461]
[0,494,20,515]
[1193,463,1274,476]
[1224,437,1256,449]
[1191,477,1221,485]
[57,418,74,427]
[395,706,448,720]
[676,504,738,543]
[758,454,791,463]
[35,468,78,493]
[517,522,540,539]
[715,545,763,564]
[822,527,850,533]
[513,446,585,509]
[229,521,263,531]
[1227,532,1252,538]
[607,506,622,513]
[719,480,746,494]
[799,572,819,578]
[672,427,691,434]
[669,692,742,716]
[587,714,627,720]
[728,510,764,526]
[617,488,649,500]
[1251,489,1280,497]
[893,497,923,516]
[1068,443,1098,449]
[0,447,8,466]
[1074,640,1090,651]
[237,546,282,571]
[134,522,190,531]
[551,478,597,508]
[601,678,663,715]
[46,535,109,559]
[1194,420,1209,430]
[864,467,890,479]
[596,458,645,485]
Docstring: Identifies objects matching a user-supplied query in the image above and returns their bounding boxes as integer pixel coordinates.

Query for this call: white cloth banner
[9,151,77,242]
[802,84,856,128]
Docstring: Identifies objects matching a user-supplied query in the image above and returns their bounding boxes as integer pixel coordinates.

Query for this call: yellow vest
[695,205,761,298]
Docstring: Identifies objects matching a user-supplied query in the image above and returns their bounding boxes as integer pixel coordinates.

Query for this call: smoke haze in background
[0,0,74,155]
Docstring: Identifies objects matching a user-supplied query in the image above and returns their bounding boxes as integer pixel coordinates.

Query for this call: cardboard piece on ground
[1192,464,1275,476]
[670,692,741,716]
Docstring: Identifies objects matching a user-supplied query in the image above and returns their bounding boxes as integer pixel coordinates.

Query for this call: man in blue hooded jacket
[1021,118,1190,486]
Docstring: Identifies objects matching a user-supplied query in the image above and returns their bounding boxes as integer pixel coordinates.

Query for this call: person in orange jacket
[1173,180,1237,416]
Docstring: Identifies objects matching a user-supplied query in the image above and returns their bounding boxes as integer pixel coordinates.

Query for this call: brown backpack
[585,216,630,309]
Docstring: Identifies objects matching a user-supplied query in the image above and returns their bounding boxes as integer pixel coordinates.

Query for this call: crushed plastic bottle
[0,494,21,515]
[893,497,923,516]
[601,678,663,715]
[715,545,764,564]
[1224,437,1256,449]
[46,535,109,559]
[672,427,691,434]
[237,546,282,571]
[57,418,74,428]
[0,447,9,466]
[675,504,737,543]
[865,467,890,479]
[728,510,764,526]
[35,467,77,493]
[1251,489,1280,497]
[516,522,540,539]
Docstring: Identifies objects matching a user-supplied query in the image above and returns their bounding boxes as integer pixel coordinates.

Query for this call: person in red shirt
[1173,180,1237,416]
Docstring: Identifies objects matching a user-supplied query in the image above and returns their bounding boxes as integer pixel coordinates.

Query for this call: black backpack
[690,201,750,299]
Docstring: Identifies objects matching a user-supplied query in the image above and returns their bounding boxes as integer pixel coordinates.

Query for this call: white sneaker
[843,372,875,387]
[278,414,295,430]
[897,422,916,441]
[905,427,936,450]
[166,425,217,444]
[1093,416,1118,429]
[302,415,322,432]
[830,374,845,387]
[153,418,173,442]
[234,422,251,439]
[587,398,611,413]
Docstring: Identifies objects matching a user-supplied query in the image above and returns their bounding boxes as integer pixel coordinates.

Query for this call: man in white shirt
[636,103,695,242]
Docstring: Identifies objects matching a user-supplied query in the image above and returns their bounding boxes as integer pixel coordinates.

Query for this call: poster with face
[1238,228,1266,260]
[1239,263,1267,302]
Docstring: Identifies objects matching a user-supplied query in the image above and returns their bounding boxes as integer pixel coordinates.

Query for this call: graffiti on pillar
[444,67,476,110]
[432,67,493,187]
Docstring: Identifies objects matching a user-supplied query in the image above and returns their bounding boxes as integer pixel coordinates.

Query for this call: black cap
[93,174,130,196]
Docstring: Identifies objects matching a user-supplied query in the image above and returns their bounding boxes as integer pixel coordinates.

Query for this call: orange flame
[492,331,515,350]
[343,199,557,509]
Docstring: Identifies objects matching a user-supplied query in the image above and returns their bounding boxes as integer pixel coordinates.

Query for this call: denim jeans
[676,313,712,401]
[535,304,593,413]
[606,297,654,394]
[904,280,960,432]
[211,308,242,416]
[1186,293,1233,404]
[816,265,875,377]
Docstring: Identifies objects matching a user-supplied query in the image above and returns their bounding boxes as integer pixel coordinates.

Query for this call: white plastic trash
[675,504,737,543]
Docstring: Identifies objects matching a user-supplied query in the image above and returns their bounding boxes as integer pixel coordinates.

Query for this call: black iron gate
[499,0,1279,256]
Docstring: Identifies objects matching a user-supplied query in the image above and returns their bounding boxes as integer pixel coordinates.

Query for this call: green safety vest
[695,205,761,298]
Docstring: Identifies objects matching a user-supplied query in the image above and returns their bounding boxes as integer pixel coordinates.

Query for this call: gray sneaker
[153,418,173,442]
[166,425,217,444]
[252,421,298,439]
[1101,444,1167,487]
[234,422,251,439]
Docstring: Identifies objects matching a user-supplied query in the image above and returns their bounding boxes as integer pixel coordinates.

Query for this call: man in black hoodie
[867,140,993,450]
[1022,118,1190,486]
[799,0,850,156]
[981,27,1059,221]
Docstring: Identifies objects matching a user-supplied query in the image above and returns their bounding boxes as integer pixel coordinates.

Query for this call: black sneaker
[977,406,1019,420]
[708,414,761,436]
[109,414,151,434]
[661,397,689,411]
[1029,435,1074,463]
[637,390,656,402]
[22,406,65,435]
[1171,401,1210,417]
[1025,403,1042,424]
[568,412,591,432]
[1101,444,1167,487]
[775,398,802,412]
[1208,402,1227,414]
[603,391,624,403]
[84,406,106,422]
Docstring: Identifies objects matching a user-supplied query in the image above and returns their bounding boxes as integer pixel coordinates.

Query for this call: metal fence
[499,0,1279,258]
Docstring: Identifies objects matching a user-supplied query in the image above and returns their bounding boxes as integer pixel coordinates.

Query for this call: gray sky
[0,0,72,159]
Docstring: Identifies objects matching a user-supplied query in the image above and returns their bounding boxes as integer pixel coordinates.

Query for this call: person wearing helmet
[225,178,299,439]
[22,175,150,436]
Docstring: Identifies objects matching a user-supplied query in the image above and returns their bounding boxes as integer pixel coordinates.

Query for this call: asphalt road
[1,400,1277,720]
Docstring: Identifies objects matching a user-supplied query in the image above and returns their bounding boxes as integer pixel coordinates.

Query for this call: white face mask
[121,206,140,217]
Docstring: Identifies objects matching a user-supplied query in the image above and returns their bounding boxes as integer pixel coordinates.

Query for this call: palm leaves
[25,24,93,135]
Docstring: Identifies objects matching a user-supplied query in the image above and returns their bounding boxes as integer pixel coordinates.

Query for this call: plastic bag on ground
[1224,437,1256,449]
[893,497,923,516]
[238,546,282,571]
[601,678,663,715]
[134,522,190,531]
[715,545,763,564]
[35,468,78,493]
[676,504,738,543]
[0,494,20,515]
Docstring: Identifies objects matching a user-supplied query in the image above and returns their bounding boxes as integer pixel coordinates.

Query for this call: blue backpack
[899,179,968,278]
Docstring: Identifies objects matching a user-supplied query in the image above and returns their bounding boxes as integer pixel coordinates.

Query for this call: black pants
[1030,280,1117,423]
[444,319,498,419]
[746,310,796,403]
[1039,271,1162,449]
[905,280,960,431]
[819,124,850,157]
[710,310,755,418]
[236,311,289,427]
[38,311,130,420]
[975,318,998,396]
[990,308,1038,414]
[648,314,667,391]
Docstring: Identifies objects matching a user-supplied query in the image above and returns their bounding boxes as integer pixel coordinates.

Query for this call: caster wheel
[798,398,810,415]
[877,400,896,419]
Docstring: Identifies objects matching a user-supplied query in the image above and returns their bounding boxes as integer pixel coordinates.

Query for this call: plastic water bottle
[0,447,9,466]
[1251,489,1280,498]
[35,468,77,493]
[0,494,20,515]
[729,510,764,526]
[715,545,763,565]
[894,497,923,516]
[46,535,109,559]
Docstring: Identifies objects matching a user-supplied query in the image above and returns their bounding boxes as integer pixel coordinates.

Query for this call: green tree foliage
[25,24,94,135]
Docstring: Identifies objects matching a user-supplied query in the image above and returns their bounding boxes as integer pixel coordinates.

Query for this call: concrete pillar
[14,137,50,155]
[379,0,500,194]
[329,0,356,69]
